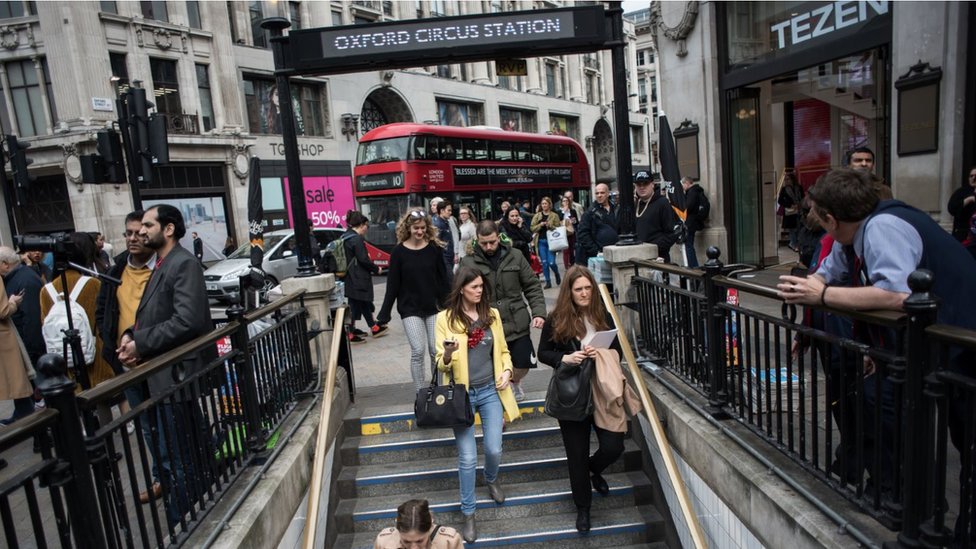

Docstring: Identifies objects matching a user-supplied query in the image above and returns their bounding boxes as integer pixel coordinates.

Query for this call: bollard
[703,247,729,416]
[34,353,107,548]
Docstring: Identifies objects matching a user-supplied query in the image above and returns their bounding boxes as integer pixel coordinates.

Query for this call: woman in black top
[498,208,533,261]
[538,266,623,533]
[342,210,384,342]
[778,173,804,252]
[376,208,450,391]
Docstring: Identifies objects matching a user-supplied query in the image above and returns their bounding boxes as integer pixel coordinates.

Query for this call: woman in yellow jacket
[435,266,521,543]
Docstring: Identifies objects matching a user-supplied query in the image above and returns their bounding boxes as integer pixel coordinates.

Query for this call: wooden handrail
[600,284,708,549]
[301,306,345,549]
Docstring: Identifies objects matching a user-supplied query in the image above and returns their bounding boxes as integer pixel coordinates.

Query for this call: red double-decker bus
[353,123,591,252]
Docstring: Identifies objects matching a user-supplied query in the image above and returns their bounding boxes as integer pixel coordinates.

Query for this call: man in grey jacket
[117,204,214,525]
[460,220,546,400]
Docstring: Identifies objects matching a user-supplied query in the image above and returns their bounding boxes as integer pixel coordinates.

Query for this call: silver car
[204,228,343,302]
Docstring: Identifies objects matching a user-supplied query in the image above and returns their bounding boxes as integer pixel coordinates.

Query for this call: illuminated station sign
[282,6,609,76]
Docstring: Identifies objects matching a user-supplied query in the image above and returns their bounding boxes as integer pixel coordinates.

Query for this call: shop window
[110,52,129,94]
[150,58,182,115]
[5,58,51,137]
[0,1,34,18]
[499,107,536,133]
[289,1,302,29]
[141,0,168,21]
[249,1,268,47]
[187,1,202,29]
[331,10,342,25]
[243,75,326,136]
[196,64,215,131]
[548,114,577,140]
[630,126,644,154]
[545,62,557,97]
[437,100,482,127]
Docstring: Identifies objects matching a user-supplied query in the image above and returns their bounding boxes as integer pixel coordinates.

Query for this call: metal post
[703,247,729,416]
[889,270,939,548]
[263,16,315,277]
[607,1,636,244]
[34,353,107,548]
[226,301,267,459]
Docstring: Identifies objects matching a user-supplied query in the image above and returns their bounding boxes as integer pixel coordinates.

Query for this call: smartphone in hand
[790,266,808,278]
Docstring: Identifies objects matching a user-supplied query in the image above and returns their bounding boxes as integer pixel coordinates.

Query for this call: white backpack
[42,276,96,366]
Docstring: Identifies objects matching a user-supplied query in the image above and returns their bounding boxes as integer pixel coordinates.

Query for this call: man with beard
[95,210,161,501]
[846,146,875,173]
[117,204,213,525]
[634,172,680,263]
[459,220,546,401]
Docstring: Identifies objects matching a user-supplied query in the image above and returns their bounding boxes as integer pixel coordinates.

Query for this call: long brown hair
[444,266,495,334]
[549,266,609,343]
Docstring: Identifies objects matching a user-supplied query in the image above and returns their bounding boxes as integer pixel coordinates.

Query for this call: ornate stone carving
[381,71,395,87]
[61,144,83,186]
[231,144,253,181]
[0,26,19,50]
[153,28,173,50]
[650,1,699,58]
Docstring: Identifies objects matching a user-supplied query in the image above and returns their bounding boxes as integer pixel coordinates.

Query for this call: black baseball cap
[634,171,652,184]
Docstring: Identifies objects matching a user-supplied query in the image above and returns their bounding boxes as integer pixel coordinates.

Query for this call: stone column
[526,59,543,94]
[603,243,657,339]
[281,273,336,369]
[567,55,583,101]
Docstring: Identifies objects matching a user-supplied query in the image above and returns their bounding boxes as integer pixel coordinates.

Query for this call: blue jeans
[452,382,504,516]
[538,238,558,285]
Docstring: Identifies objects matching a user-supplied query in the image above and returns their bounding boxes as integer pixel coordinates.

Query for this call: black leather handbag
[415,370,474,429]
[544,356,594,422]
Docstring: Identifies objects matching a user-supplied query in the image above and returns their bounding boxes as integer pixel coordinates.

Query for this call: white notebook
[582,329,617,349]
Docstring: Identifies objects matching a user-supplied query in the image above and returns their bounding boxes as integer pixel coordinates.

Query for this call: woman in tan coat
[0,271,33,423]
[373,499,462,549]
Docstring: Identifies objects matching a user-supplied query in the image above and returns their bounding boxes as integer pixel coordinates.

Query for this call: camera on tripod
[14,233,77,265]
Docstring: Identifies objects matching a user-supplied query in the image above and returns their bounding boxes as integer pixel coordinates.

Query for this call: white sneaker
[513,382,525,402]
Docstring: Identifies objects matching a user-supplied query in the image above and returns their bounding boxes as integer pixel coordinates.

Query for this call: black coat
[342,230,378,302]
[499,219,533,260]
[947,185,976,242]
[576,203,619,264]
[95,252,129,374]
[635,193,679,262]
[538,312,621,369]
[684,184,708,232]
[3,264,44,363]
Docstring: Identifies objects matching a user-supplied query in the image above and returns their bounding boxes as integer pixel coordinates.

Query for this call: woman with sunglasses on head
[373,499,463,549]
[538,266,625,533]
[435,266,521,543]
[377,209,450,391]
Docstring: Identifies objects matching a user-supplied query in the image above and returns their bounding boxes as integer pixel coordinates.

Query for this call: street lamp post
[608,1,636,244]
[262,15,316,277]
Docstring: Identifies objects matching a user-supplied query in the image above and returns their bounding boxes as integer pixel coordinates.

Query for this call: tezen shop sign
[770,0,889,50]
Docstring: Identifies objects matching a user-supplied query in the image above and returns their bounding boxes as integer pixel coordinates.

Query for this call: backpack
[42,276,96,366]
[697,191,711,220]
[324,233,356,277]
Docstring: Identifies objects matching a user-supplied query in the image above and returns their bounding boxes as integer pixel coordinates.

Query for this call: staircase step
[338,439,643,498]
[335,471,654,533]
[342,414,569,465]
[353,398,549,436]
[334,504,664,548]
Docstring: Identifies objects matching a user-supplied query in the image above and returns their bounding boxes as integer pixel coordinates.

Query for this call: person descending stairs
[331,393,674,548]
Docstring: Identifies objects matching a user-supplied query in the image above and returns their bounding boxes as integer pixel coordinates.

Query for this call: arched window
[360,98,387,135]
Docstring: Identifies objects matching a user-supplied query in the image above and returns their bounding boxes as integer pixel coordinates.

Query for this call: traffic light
[129,87,169,185]
[6,134,34,206]
[79,130,126,184]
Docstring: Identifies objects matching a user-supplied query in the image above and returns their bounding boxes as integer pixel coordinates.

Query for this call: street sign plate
[495,59,528,76]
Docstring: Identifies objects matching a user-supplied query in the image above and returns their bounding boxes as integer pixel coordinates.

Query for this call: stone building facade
[651,0,974,265]
[0,0,651,256]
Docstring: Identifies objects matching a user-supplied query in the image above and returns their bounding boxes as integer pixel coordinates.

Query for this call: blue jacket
[3,264,44,363]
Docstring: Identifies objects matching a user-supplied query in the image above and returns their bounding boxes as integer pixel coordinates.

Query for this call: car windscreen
[226,234,287,259]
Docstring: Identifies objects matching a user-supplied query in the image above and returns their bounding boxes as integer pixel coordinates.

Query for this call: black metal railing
[0,290,315,547]
[630,249,975,545]
[161,113,200,135]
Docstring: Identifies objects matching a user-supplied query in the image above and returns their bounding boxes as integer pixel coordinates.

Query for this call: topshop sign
[770,0,889,50]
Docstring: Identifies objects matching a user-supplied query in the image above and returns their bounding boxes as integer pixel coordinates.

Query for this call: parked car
[204,228,387,302]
